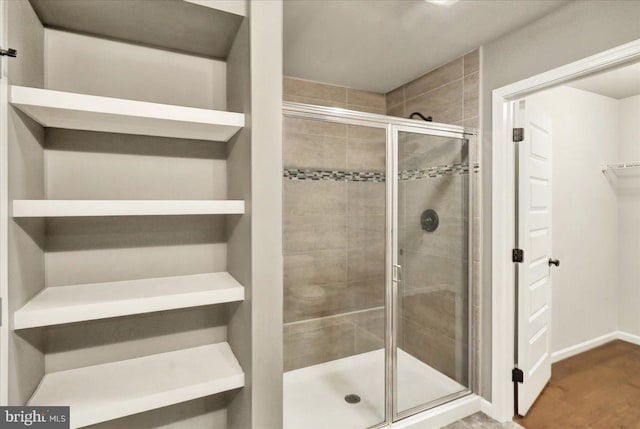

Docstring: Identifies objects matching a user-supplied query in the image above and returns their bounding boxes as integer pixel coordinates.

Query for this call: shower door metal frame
[282,101,477,429]
[390,123,476,422]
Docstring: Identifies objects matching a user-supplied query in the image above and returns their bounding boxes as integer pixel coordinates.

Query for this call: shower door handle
[393,264,403,283]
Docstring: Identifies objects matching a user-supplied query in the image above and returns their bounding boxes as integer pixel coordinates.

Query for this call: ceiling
[567,61,640,99]
[284,0,570,93]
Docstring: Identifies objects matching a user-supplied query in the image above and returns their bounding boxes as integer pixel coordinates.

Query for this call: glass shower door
[392,127,472,418]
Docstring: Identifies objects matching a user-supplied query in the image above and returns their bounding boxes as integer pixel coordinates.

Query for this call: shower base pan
[284,348,465,429]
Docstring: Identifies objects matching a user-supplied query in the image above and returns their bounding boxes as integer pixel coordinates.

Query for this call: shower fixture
[409,112,433,122]
[420,209,439,232]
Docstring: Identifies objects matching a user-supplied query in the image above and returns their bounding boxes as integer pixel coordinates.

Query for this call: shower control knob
[548,258,560,267]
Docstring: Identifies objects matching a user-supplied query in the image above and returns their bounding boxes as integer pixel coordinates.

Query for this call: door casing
[490,38,640,422]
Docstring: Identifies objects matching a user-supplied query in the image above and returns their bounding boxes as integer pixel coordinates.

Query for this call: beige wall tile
[347,214,385,249]
[386,86,404,109]
[405,57,463,100]
[347,138,385,172]
[284,215,347,254]
[387,102,404,118]
[403,251,467,291]
[284,250,347,288]
[285,117,347,138]
[284,316,355,371]
[284,280,385,324]
[347,88,386,110]
[347,182,386,217]
[283,308,387,371]
[463,72,479,120]
[402,290,457,340]
[463,49,480,76]
[284,181,346,217]
[284,77,346,104]
[403,175,467,220]
[348,247,385,282]
[401,217,468,261]
[405,79,463,124]
[353,308,385,354]
[455,116,479,129]
[399,133,464,169]
[283,93,347,109]
[284,132,347,170]
[401,316,457,380]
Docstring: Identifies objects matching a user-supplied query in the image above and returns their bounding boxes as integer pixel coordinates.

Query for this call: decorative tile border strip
[284,163,479,183]
[284,168,386,182]
[399,162,470,180]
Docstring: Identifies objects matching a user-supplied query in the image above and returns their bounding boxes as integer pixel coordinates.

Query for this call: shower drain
[344,394,361,404]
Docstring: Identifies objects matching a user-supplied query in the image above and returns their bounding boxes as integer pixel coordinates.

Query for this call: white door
[515,101,554,415]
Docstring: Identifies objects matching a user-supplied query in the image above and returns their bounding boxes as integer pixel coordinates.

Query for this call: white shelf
[602,162,640,175]
[14,272,244,330]
[28,343,244,428]
[9,86,244,142]
[12,200,245,218]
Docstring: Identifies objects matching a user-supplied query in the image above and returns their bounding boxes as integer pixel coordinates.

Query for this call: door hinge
[512,248,524,263]
[513,128,524,142]
[512,367,524,383]
[0,48,17,58]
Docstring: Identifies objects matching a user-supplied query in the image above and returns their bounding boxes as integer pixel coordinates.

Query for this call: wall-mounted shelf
[12,200,245,217]
[28,343,245,428]
[14,272,244,329]
[9,86,244,141]
[601,162,640,176]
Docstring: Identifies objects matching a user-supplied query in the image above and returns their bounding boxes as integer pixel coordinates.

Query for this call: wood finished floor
[517,340,640,429]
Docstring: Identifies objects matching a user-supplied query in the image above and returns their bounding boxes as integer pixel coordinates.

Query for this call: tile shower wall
[386,49,479,128]
[283,62,482,383]
[283,77,386,371]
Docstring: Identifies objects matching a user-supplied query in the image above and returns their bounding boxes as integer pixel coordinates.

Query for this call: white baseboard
[550,332,618,363]
[551,331,640,363]
[617,330,640,346]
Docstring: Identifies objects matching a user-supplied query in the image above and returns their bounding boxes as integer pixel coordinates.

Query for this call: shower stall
[282,102,478,429]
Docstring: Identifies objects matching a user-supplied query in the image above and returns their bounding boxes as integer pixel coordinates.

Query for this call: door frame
[490,38,640,422]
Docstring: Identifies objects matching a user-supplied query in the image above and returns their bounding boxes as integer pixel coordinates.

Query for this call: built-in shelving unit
[3,0,264,426]
[14,272,244,329]
[10,86,245,142]
[28,343,245,428]
[12,200,245,218]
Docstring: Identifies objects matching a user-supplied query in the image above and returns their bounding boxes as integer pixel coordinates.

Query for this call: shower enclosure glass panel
[282,104,475,429]
[283,116,387,429]
[394,129,471,417]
